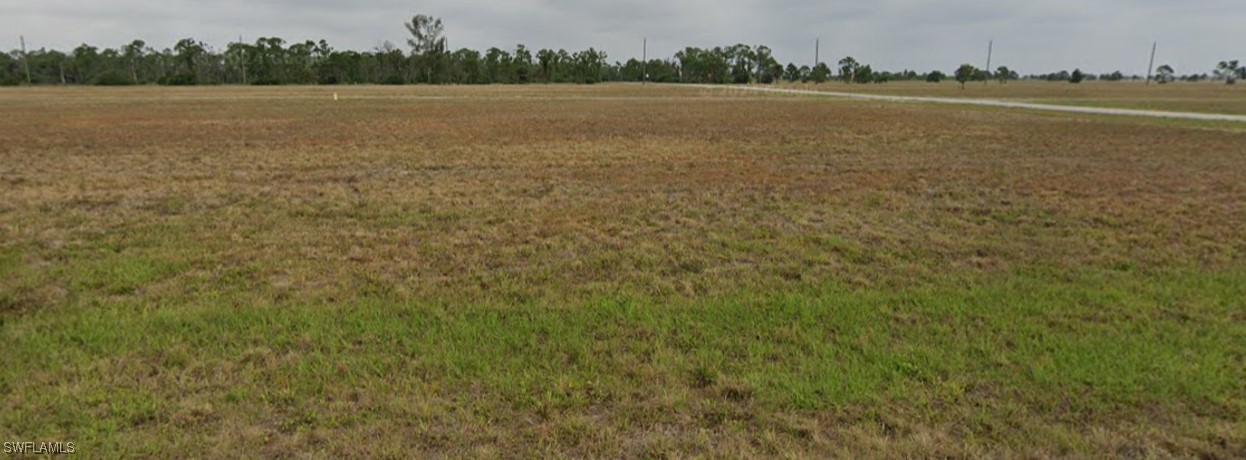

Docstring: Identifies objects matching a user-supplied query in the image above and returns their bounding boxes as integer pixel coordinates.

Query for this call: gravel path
[691,84,1246,123]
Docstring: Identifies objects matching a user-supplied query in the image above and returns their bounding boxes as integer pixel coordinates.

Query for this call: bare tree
[406,15,446,55]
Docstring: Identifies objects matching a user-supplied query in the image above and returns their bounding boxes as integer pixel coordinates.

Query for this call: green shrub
[161,74,199,86]
[93,70,133,86]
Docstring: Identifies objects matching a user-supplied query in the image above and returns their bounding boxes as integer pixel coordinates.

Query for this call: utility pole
[642,37,647,85]
[1145,42,1157,86]
[20,35,32,85]
[984,40,993,85]
[814,38,820,69]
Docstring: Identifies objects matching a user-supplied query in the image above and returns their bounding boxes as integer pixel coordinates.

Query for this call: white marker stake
[333,92,339,101]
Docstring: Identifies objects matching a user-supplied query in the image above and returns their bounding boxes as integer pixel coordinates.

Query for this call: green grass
[4,265,1243,456]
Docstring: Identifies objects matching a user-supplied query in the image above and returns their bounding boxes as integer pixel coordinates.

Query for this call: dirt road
[692,84,1246,123]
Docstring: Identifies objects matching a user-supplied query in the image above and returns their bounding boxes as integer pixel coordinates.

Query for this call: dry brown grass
[1,85,1245,458]
[3,85,1243,305]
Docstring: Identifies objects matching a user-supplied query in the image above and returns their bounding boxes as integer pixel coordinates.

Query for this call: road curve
[689,84,1246,123]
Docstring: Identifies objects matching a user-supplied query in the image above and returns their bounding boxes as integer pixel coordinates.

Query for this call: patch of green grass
[0,248,20,278]
[65,251,187,296]
[0,246,54,315]
[2,268,1243,455]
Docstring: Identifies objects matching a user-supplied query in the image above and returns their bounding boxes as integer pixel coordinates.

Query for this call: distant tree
[571,48,606,83]
[373,40,405,84]
[1069,68,1085,84]
[70,44,100,84]
[673,47,723,83]
[783,63,801,82]
[555,49,573,82]
[512,44,532,83]
[1215,60,1241,84]
[954,64,977,89]
[0,52,17,86]
[93,69,131,86]
[537,48,557,83]
[995,66,1012,84]
[406,14,447,83]
[171,38,207,84]
[855,64,874,84]
[837,56,859,84]
[286,41,316,84]
[1155,65,1175,84]
[249,37,288,84]
[406,15,445,55]
[798,65,811,83]
[811,62,832,83]
[723,44,754,83]
[0,52,19,86]
[122,40,147,84]
[753,45,780,83]
[925,70,945,83]
[41,49,70,84]
[483,47,510,83]
[763,61,784,84]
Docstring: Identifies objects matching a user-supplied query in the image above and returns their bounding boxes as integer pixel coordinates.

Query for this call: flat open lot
[2,85,1245,457]
[780,80,1246,115]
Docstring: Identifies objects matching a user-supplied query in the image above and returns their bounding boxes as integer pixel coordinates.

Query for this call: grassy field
[2,84,1245,457]
[779,80,1246,115]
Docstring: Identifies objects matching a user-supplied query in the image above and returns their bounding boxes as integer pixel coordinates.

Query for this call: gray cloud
[1,0,1241,75]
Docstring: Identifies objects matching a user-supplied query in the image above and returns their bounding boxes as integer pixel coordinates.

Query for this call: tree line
[0,38,931,86]
[3,15,1243,87]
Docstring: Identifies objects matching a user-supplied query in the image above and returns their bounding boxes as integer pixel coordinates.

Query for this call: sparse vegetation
[2,84,1245,457]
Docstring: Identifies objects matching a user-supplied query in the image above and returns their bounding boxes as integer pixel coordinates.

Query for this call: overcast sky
[2,0,1242,75]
